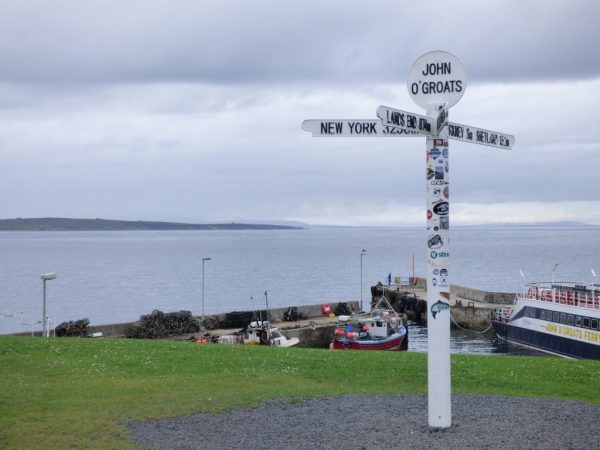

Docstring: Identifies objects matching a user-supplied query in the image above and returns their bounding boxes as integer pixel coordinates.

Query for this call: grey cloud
[1,1,600,226]
[1,0,599,85]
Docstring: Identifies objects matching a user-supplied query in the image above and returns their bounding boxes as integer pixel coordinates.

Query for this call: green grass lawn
[1,336,599,449]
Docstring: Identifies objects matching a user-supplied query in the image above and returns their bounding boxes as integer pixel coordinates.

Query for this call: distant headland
[0,218,302,231]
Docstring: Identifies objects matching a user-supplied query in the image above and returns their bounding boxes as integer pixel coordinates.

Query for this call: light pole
[551,264,559,303]
[360,249,366,311]
[202,257,211,322]
[41,273,57,338]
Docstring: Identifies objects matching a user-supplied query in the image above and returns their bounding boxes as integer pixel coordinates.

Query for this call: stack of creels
[333,302,352,316]
[55,318,91,337]
[201,316,219,330]
[125,310,200,339]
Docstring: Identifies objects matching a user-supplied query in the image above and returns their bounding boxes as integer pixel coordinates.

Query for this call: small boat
[491,281,600,359]
[217,320,299,347]
[331,296,407,351]
[216,292,300,347]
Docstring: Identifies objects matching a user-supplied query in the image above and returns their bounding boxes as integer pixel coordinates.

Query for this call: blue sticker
[431,300,450,319]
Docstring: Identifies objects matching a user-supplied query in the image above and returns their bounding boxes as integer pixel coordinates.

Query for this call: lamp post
[41,273,57,338]
[360,249,366,311]
[202,257,211,322]
[551,264,559,303]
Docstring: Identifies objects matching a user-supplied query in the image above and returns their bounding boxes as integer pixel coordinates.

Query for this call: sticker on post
[431,300,450,319]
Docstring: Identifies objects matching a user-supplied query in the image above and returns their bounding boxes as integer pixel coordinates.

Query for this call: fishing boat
[216,320,300,347]
[491,281,600,359]
[331,296,407,351]
[216,291,300,347]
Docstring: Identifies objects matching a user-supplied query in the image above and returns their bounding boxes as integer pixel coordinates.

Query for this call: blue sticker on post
[431,300,449,319]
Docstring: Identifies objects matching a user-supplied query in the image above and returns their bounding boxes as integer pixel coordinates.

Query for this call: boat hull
[492,294,600,360]
[492,321,600,359]
[332,332,405,351]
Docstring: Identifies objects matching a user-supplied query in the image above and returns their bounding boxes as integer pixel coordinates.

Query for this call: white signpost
[302,50,514,428]
[302,119,419,137]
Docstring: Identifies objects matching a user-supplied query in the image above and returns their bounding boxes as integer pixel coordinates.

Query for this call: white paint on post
[409,50,466,429]
[425,106,451,428]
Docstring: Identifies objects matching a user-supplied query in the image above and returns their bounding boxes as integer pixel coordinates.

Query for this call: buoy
[321,304,331,315]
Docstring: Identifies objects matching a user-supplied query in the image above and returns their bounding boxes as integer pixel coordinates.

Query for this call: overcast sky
[1,0,599,226]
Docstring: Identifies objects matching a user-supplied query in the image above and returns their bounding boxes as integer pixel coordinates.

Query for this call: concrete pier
[80,301,360,343]
[205,302,360,348]
[376,278,515,330]
[13,279,515,339]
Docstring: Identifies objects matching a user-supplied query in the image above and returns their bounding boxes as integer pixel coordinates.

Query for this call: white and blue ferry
[491,282,600,359]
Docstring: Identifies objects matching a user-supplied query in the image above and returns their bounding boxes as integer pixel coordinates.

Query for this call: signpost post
[302,50,514,428]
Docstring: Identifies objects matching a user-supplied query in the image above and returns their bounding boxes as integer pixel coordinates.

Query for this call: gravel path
[126,394,600,449]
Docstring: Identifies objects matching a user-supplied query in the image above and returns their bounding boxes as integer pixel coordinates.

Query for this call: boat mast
[264,291,270,322]
[264,291,271,344]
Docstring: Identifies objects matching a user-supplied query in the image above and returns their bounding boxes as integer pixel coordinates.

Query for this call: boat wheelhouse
[217,320,300,347]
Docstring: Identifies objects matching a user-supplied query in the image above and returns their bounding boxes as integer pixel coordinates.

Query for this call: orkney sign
[302,50,515,429]
[448,122,514,149]
[407,51,466,109]
[302,119,418,137]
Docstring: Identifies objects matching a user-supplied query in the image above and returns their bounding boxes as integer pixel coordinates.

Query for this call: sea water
[1,226,598,354]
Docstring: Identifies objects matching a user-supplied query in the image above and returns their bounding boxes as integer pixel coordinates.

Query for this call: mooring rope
[450,311,494,334]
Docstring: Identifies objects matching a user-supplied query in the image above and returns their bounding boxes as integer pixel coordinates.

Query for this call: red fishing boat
[331,296,407,351]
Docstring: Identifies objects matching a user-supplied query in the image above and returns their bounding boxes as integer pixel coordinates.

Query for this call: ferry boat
[331,296,407,351]
[491,282,600,359]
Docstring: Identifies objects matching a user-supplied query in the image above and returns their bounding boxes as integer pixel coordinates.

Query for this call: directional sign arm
[302,119,419,137]
[447,122,515,149]
[376,105,433,136]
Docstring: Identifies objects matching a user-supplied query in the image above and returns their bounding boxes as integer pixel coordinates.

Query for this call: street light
[360,249,367,311]
[202,257,211,322]
[41,273,57,338]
